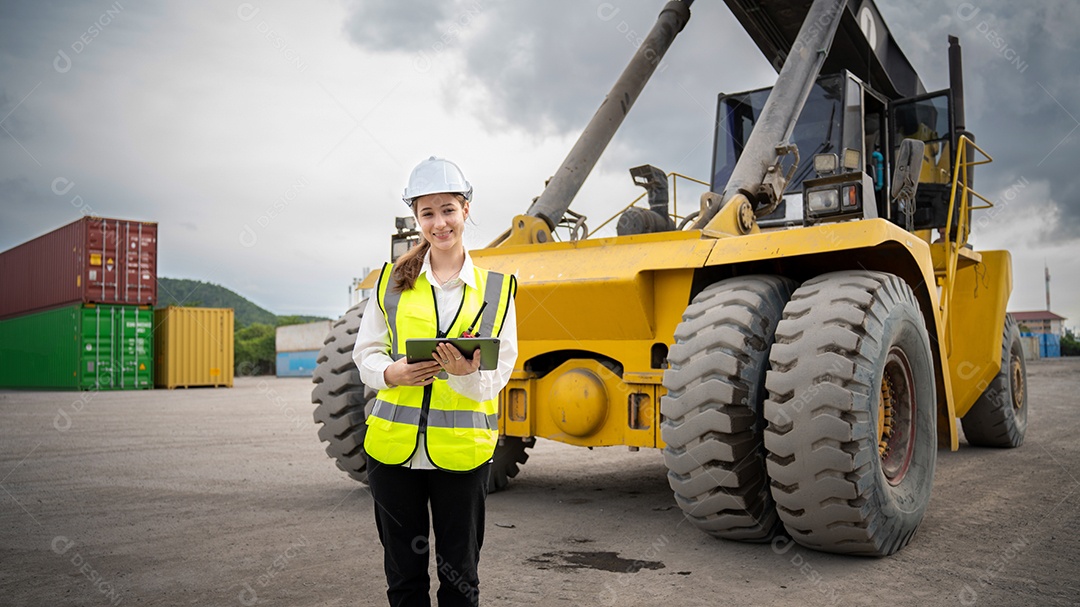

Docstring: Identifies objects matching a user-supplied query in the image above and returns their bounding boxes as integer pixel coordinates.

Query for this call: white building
[1011,310,1067,337]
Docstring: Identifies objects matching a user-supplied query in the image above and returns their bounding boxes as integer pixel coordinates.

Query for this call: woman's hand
[383,358,443,387]
[433,343,481,376]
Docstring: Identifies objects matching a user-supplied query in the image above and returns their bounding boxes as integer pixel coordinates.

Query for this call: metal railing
[938,134,994,354]
[586,172,710,237]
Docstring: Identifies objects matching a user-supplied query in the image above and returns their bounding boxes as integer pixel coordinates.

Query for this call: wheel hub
[878,378,894,457]
[879,347,916,486]
[1010,353,1025,412]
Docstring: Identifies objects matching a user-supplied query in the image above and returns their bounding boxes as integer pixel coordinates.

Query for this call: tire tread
[661,275,796,542]
[763,270,936,556]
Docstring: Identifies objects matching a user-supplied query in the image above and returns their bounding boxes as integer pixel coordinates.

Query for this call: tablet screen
[405,338,500,370]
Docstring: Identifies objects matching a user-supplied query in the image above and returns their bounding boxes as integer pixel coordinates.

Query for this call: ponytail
[392,239,430,293]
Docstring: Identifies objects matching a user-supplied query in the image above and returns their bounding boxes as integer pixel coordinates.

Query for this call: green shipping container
[0,304,153,390]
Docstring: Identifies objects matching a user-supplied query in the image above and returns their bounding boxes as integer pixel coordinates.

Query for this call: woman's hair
[391,239,430,293]
[391,193,467,292]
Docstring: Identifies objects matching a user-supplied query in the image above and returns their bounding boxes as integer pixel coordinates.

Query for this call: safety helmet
[402,156,473,206]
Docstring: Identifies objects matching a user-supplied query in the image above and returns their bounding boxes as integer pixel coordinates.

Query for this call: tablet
[405,338,501,370]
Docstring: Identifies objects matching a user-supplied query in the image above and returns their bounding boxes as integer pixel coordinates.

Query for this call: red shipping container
[0,216,158,319]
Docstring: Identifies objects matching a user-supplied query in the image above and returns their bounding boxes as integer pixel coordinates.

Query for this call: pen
[462,301,488,338]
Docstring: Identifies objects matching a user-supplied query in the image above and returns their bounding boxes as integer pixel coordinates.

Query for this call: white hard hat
[402,156,473,206]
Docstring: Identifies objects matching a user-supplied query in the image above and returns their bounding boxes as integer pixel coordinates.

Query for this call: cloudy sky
[1,0,1078,329]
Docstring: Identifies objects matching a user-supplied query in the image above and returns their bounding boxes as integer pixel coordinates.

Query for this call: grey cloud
[455,1,777,177]
[346,0,639,136]
[344,0,451,52]
[342,1,777,187]
[457,2,645,135]
[0,87,37,142]
[0,176,83,248]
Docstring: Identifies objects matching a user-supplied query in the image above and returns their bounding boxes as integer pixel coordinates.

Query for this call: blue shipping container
[276,350,319,377]
[1039,333,1061,358]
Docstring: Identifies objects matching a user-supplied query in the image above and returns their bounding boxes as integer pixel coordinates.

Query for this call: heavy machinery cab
[713,70,961,232]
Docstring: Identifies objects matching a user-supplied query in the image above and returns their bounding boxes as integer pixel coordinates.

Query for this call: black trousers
[367,455,490,607]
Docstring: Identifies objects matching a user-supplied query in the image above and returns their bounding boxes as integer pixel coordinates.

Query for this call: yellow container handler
[313,0,1028,557]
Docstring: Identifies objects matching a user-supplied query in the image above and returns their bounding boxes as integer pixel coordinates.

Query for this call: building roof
[1010,310,1067,322]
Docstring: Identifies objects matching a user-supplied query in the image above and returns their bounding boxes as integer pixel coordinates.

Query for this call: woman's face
[413,193,469,254]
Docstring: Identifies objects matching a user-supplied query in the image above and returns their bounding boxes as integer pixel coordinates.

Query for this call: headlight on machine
[801,172,874,225]
[806,188,840,215]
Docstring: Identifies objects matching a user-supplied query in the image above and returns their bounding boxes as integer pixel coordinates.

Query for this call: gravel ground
[1,358,1077,606]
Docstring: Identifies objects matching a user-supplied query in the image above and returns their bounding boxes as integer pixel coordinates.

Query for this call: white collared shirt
[352,249,518,469]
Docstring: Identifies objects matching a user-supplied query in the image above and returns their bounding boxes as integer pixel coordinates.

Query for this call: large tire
[661,275,796,541]
[312,300,374,483]
[764,271,937,556]
[311,300,531,492]
[489,437,533,492]
[961,314,1027,447]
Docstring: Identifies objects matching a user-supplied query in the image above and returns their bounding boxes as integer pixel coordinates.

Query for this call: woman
[352,156,518,607]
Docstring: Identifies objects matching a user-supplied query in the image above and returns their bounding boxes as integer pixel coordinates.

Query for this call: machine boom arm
[694,0,846,228]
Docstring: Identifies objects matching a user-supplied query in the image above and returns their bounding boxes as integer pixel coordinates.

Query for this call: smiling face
[413,193,469,254]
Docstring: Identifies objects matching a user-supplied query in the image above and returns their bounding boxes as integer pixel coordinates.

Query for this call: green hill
[156,277,329,327]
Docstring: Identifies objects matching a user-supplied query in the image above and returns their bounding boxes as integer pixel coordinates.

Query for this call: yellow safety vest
[364,262,516,471]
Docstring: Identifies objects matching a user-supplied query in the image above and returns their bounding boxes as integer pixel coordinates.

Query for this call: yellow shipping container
[154,307,234,389]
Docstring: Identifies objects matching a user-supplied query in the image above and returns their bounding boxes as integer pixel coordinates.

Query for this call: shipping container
[0,304,153,390]
[154,307,234,389]
[276,321,331,353]
[276,350,319,377]
[0,216,158,319]
[1039,332,1061,358]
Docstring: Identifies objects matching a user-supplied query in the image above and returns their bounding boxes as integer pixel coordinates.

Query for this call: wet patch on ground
[527,550,665,573]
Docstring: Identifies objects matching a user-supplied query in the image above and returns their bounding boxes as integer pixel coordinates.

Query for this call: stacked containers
[276,320,331,377]
[154,307,235,389]
[0,217,158,390]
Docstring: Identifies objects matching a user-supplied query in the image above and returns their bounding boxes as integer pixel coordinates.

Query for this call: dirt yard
[1,358,1077,606]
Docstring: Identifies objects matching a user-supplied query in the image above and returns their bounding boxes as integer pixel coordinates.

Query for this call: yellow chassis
[467,217,1009,452]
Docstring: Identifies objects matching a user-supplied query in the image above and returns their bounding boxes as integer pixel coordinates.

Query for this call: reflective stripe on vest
[380,274,404,356]
[364,261,516,471]
[370,398,497,430]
